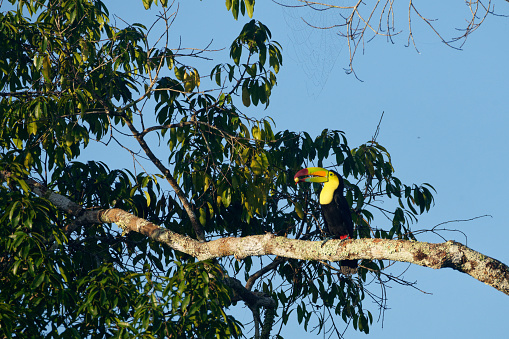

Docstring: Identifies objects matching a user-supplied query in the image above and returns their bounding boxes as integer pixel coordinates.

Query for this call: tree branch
[277,0,495,76]
[95,208,509,296]
[8,171,508,296]
[122,118,206,242]
[246,257,286,290]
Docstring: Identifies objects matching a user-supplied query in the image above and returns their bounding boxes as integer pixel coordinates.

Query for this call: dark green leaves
[226,20,282,107]
[226,0,255,19]
[0,1,437,338]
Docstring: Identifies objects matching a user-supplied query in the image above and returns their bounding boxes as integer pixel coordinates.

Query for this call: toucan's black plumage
[320,171,357,274]
[320,171,353,238]
[294,167,358,275]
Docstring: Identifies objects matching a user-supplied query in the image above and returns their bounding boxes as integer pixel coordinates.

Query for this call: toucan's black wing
[321,189,354,239]
[320,188,357,274]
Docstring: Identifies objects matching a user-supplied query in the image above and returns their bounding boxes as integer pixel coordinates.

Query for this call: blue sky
[21,0,508,337]
[102,1,509,337]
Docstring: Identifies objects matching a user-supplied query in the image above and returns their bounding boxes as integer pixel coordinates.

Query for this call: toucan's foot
[321,235,350,248]
[321,237,333,248]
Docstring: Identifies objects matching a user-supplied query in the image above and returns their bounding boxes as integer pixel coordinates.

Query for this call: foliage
[0,0,435,337]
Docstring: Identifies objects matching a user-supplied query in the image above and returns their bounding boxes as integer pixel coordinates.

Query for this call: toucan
[294,167,358,275]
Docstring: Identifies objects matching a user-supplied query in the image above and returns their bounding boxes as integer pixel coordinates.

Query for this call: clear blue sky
[83,1,509,337]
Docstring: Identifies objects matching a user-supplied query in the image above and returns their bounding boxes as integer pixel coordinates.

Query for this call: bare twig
[274,0,496,76]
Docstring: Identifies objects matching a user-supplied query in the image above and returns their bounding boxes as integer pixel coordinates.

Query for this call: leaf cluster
[0,0,436,337]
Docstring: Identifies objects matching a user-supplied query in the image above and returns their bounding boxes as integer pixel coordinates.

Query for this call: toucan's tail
[340,260,358,275]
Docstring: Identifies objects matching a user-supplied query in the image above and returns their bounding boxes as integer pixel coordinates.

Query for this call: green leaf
[259,43,267,66]
[252,125,261,140]
[183,71,194,92]
[240,0,246,16]
[294,202,305,219]
[58,266,69,283]
[34,102,43,119]
[222,188,232,208]
[214,67,222,86]
[33,55,43,70]
[245,0,255,18]
[42,54,51,81]
[242,85,251,107]
[31,272,45,290]
[26,118,38,135]
[251,153,268,175]
[174,66,185,81]
[12,260,22,275]
[232,0,239,19]
[199,207,207,226]
[12,138,23,149]
[181,294,191,310]
[144,190,151,207]
[188,298,204,316]
[193,69,200,88]
[142,0,152,10]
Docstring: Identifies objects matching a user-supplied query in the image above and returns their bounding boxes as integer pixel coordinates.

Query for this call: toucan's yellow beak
[294,167,329,184]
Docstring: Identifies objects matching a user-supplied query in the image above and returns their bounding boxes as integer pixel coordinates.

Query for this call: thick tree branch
[9,171,509,296]
[94,208,509,296]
